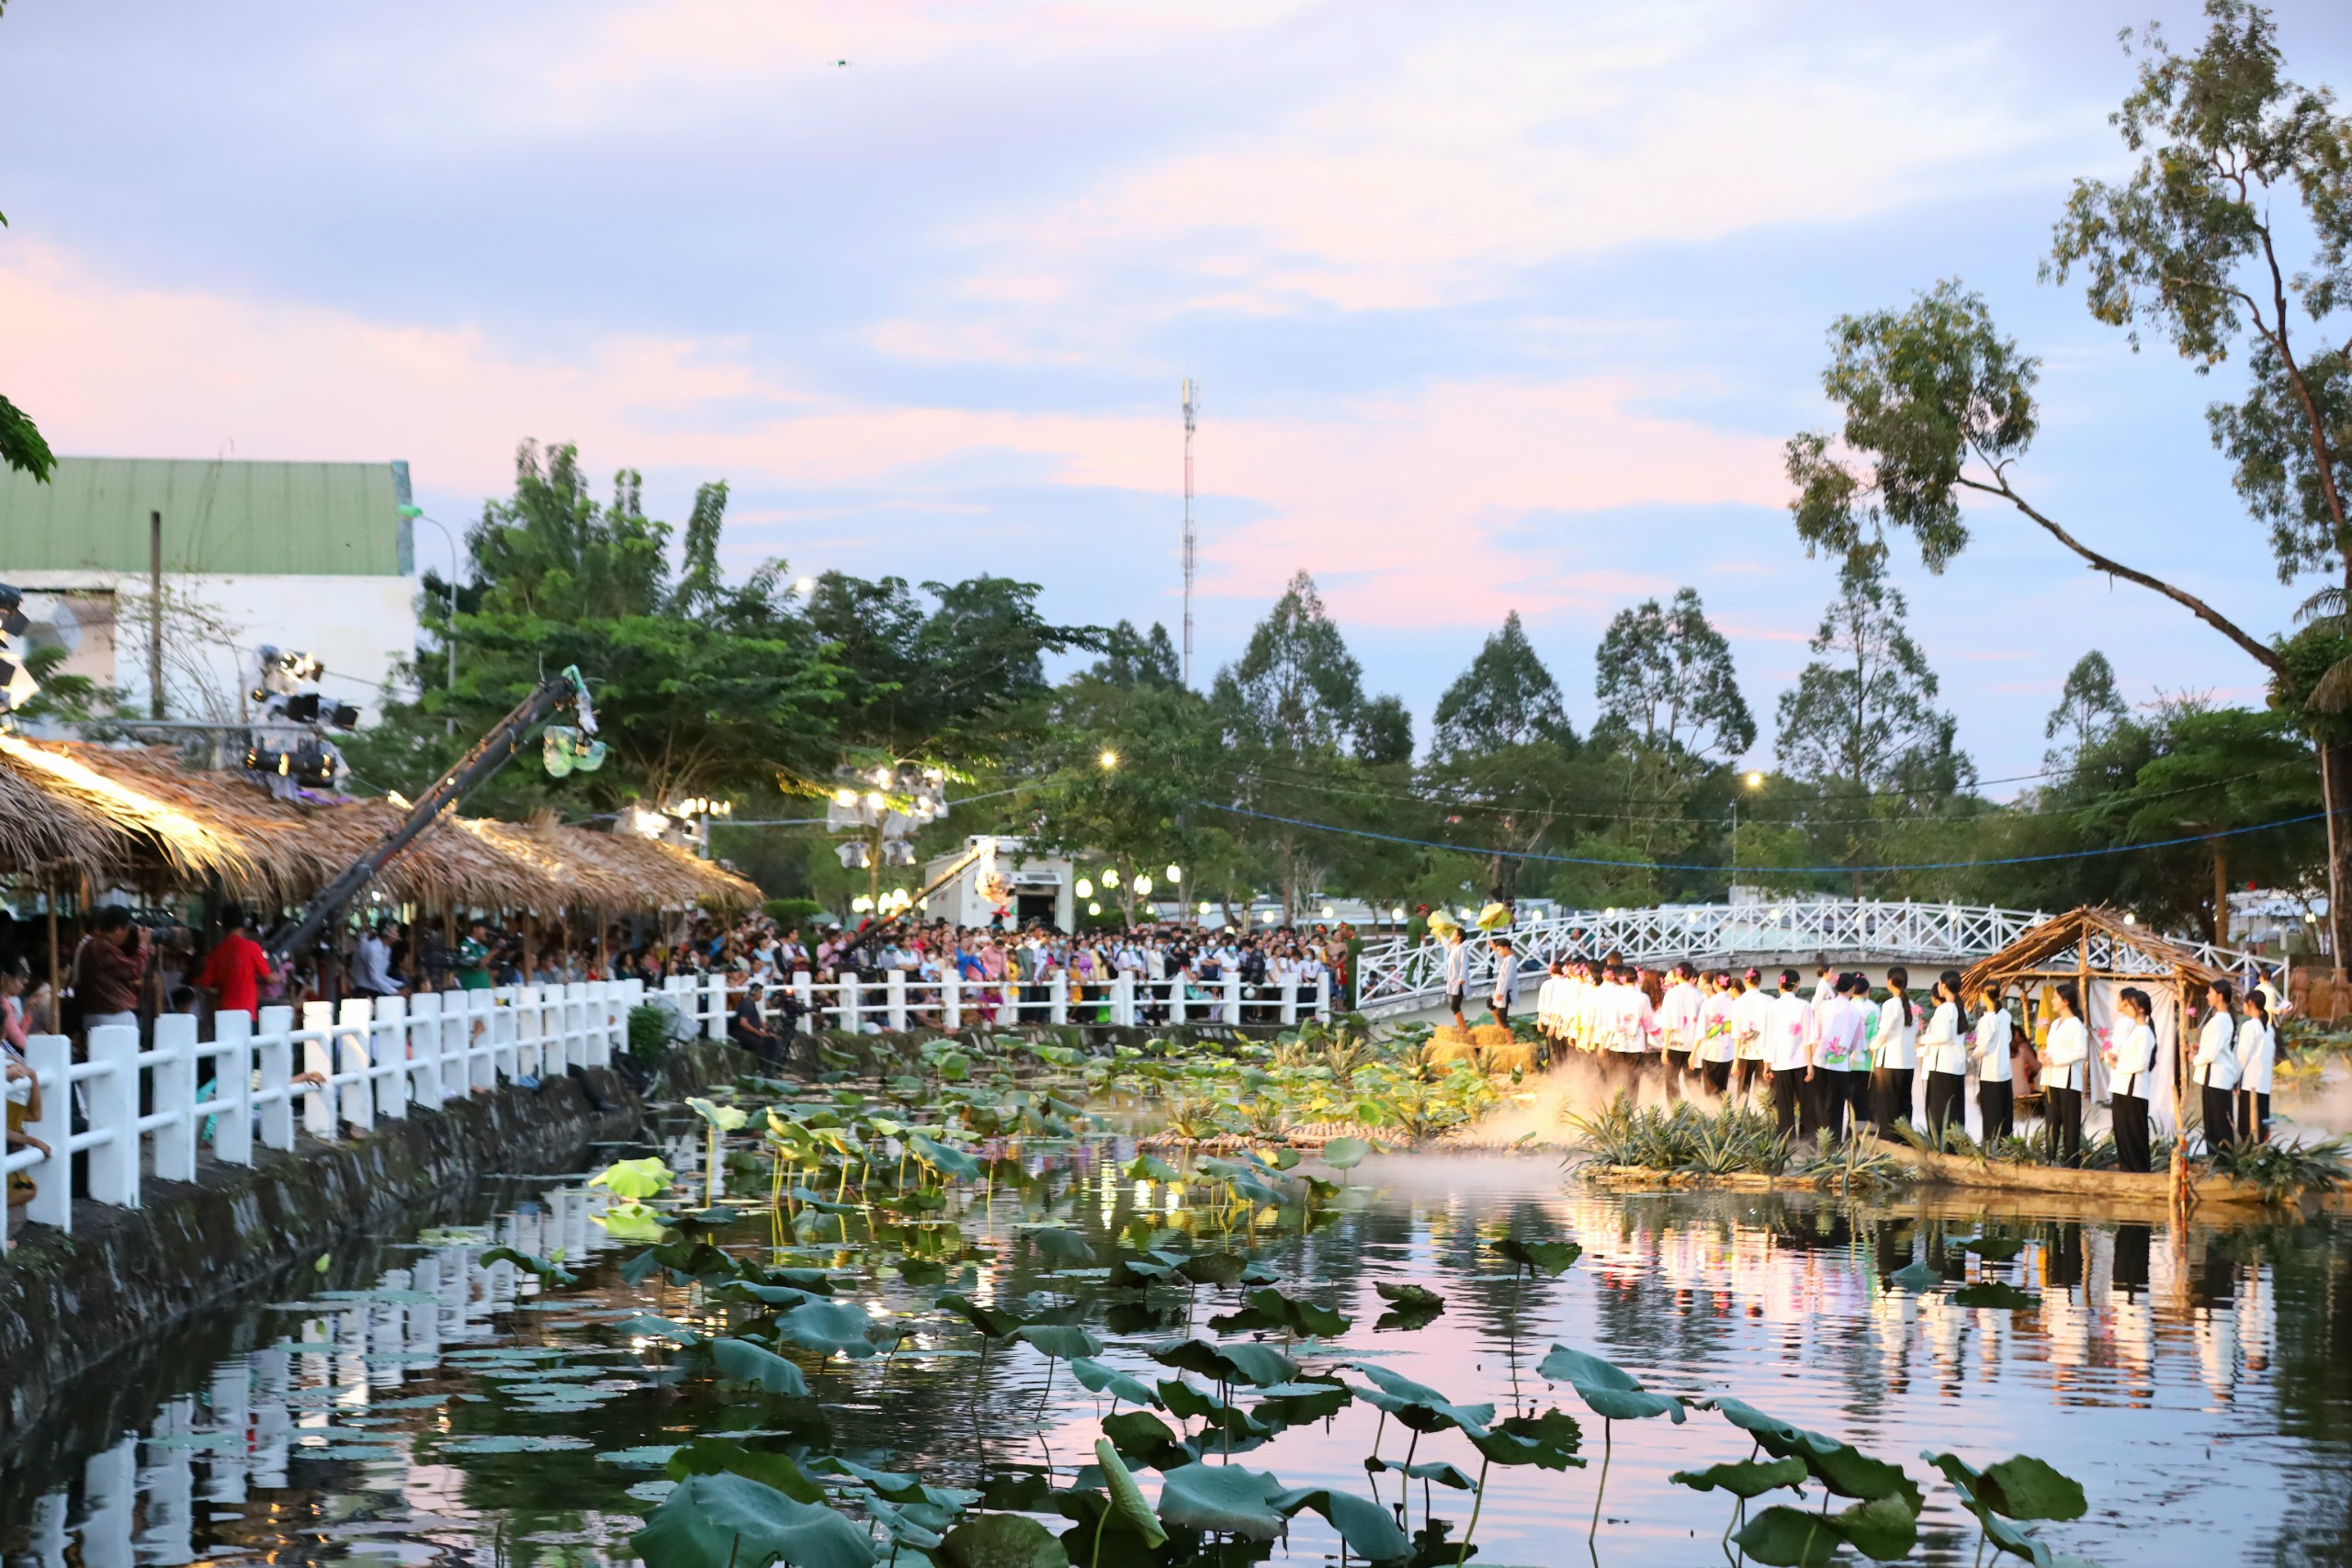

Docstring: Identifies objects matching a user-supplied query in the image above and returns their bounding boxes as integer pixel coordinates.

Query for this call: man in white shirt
[1442,925,1470,1030]
[352,920,399,998]
[1487,935,1519,1028]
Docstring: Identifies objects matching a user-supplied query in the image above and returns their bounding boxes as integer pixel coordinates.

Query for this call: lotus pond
[7,1036,2352,1568]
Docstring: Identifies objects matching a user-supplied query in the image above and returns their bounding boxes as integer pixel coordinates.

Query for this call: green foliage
[2209,1135,2349,1201]
[0,390,53,482]
[633,1472,877,1568]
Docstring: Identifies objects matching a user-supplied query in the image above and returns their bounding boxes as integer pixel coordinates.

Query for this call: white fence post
[1279,979,1299,1027]
[886,970,908,1031]
[24,1034,72,1230]
[85,1023,140,1207]
[1222,973,1242,1026]
[840,974,863,1033]
[403,992,442,1110]
[152,1011,198,1182]
[1049,973,1069,1025]
[705,973,729,1041]
[489,988,518,1082]
[942,972,962,1030]
[210,1010,254,1168]
[1170,979,1187,1024]
[1113,973,1134,1026]
[336,999,376,1134]
[256,1006,296,1152]
[1314,976,1331,1021]
[792,971,815,1029]
[300,1002,336,1139]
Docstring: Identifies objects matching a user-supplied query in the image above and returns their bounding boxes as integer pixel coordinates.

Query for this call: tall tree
[1424,612,1583,897]
[1592,588,1756,765]
[1209,571,1414,919]
[0,211,53,482]
[1431,611,1574,756]
[1788,3,2352,962]
[1774,558,1970,887]
[2044,650,2131,771]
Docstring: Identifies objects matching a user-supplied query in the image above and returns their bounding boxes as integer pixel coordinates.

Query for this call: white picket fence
[0,974,734,1256]
[755,970,1331,1032]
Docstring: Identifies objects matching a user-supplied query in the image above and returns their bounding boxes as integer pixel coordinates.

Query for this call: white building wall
[4,569,420,725]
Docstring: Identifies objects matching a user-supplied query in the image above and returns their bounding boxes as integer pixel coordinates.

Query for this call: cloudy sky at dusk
[8,1,2352,787]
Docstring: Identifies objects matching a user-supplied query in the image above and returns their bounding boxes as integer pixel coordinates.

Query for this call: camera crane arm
[266,666,598,962]
[834,835,1001,968]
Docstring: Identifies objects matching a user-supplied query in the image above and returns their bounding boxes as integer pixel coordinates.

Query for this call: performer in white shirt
[1441,924,1470,1031]
[1733,969,1770,1107]
[1969,984,2014,1140]
[1872,965,1919,1136]
[1918,970,1970,1139]
[2039,981,2087,1167]
[1487,935,1519,1028]
[1658,963,1704,1102]
[1763,969,1815,1136]
[1697,973,1736,1098]
[2191,979,2244,1152]
[1607,964,1658,1096]
[2105,987,2158,1173]
[1820,973,1871,1138]
[2237,986,2275,1145]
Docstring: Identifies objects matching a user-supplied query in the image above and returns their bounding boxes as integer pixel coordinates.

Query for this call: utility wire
[1193,799,2335,875]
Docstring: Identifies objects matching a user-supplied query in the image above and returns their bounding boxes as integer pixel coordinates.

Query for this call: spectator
[74,907,151,1037]
[352,919,400,998]
[456,919,495,990]
[197,907,275,1021]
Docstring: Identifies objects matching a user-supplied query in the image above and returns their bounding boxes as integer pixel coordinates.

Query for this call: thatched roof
[0,738,759,915]
[1960,905,2231,996]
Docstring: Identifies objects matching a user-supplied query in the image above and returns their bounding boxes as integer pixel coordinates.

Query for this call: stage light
[1101,867,1120,888]
[1197,901,1212,915]
[1166,864,1182,884]
[1075,877,1093,898]
[1098,749,1118,770]
[1088,901,1102,916]
[1133,874,1153,896]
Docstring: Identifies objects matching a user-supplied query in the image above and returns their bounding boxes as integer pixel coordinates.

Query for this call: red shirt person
[198,908,274,1020]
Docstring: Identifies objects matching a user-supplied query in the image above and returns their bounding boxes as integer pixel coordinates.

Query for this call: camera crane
[831,835,1003,969]
[266,666,601,962]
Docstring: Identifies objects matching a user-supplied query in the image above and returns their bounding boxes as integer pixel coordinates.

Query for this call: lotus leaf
[633,1472,876,1568]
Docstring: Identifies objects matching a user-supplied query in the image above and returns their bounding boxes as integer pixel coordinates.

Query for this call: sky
[7,0,2352,792]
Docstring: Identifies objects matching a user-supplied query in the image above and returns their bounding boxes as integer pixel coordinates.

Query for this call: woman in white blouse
[2236,986,2275,1145]
[2103,986,2157,1174]
[1970,984,2014,1140]
[2039,981,2087,1167]
[1918,970,1970,1139]
[2191,980,2243,1152]
[1873,966,1919,1135]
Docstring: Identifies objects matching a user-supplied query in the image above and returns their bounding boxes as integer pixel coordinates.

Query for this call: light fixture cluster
[0,583,38,726]
[244,645,353,791]
[1074,862,1184,915]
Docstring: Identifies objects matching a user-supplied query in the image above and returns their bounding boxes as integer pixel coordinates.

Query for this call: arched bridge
[1351,899,2275,1018]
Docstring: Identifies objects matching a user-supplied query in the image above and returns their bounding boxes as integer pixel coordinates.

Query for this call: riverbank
[0,1039,747,1450]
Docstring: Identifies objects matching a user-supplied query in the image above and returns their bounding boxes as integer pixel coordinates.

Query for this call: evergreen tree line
[348,444,2317,949]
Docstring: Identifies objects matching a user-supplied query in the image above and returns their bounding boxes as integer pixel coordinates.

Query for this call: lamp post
[400,507,461,696]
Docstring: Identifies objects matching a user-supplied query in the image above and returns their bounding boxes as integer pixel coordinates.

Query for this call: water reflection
[4,1145,2348,1568]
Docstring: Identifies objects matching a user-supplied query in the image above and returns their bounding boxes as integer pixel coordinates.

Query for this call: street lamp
[1731,769,1765,880]
[399,507,461,696]
[1098,748,1120,771]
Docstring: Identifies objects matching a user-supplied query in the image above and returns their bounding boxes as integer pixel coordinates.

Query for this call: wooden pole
[148,510,165,720]
[45,883,60,1008]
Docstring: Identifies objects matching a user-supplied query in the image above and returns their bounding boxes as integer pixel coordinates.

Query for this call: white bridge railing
[0,976,712,1256]
[1353,899,2284,1017]
[751,971,1329,1032]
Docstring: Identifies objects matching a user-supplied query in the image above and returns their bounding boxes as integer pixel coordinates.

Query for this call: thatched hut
[0,737,758,926]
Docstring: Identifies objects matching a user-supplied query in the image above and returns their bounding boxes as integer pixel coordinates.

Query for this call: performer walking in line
[1659,963,1702,1102]
[1872,966,1918,1135]
[1970,983,2015,1141]
[1698,971,1736,1098]
[2191,979,2243,1153]
[1764,968,1814,1137]
[2237,986,2275,1145]
[2105,987,2156,1174]
[1734,967,1770,1107]
[1812,974,1860,1139]
[2041,981,2087,1167]
[1919,970,1970,1141]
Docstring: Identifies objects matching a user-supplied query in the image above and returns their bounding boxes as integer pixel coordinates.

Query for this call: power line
[1193,798,2335,875]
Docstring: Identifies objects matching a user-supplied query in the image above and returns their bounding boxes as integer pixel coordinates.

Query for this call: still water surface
[5,1142,2349,1568]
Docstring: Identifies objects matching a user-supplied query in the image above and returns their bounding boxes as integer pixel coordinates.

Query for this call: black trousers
[1872,1067,1914,1134]
[1815,1072,1851,1139]
[2239,1089,2270,1145]
[1924,1070,1967,1138]
[1770,1070,1803,1134]
[1664,1049,1691,1100]
[1736,1058,1763,1099]
[2111,1092,2151,1173]
[1702,1058,1731,1096]
[2045,1084,2083,1166]
[2202,1083,2238,1152]
[1977,1079,2014,1141]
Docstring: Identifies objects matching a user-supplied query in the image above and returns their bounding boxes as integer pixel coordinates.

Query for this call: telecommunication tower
[1182,378,1198,688]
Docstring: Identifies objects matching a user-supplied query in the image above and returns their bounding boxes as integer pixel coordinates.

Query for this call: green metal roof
[0,457,413,576]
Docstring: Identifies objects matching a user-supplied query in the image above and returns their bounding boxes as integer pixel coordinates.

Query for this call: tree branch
[1954,473,2285,674]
